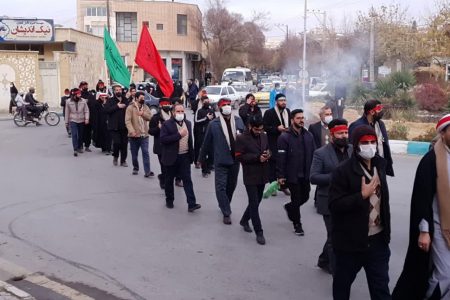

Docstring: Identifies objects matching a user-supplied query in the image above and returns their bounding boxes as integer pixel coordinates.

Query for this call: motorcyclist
[24,87,43,121]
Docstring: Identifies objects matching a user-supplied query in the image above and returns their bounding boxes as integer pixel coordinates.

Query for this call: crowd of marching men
[61,79,450,300]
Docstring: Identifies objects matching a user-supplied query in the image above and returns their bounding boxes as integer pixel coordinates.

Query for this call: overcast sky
[0,0,437,40]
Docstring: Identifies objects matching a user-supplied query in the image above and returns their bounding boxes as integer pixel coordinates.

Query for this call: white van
[221,67,253,87]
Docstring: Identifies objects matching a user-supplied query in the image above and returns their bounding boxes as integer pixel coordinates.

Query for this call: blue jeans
[129,137,150,174]
[164,154,196,207]
[214,162,240,217]
[333,232,391,300]
[70,122,84,151]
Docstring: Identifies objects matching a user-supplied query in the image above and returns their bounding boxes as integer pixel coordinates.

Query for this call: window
[227,87,234,95]
[116,12,138,42]
[221,88,227,96]
[86,7,106,16]
[156,23,163,31]
[177,14,187,35]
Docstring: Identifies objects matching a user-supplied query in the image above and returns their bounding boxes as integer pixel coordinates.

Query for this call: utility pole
[106,0,111,33]
[301,0,307,107]
[286,24,289,43]
[369,8,375,83]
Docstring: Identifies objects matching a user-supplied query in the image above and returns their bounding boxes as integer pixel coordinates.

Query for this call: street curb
[390,140,430,155]
[0,280,34,299]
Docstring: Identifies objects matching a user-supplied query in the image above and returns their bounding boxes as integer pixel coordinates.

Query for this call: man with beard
[194,95,215,176]
[126,91,153,177]
[128,87,137,103]
[65,88,89,157]
[393,114,450,300]
[263,93,291,196]
[277,109,315,236]
[60,88,71,137]
[79,81,97,152]
[235,114,270,245]
[200,98,245,225]
[329,125,391,300]
[349,99,394,177]
[105,85,129,167]
[149,98,173,189]
[95,80,106,93]
[239,93,262,126]
[160,103,201,212]
[310,119,353,275]
[92,92,112,154]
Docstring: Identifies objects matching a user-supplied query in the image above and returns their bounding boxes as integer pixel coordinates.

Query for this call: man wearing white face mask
[160,103,201,212]
[199,98,245,225]
[309,105,333,149]
[329,125,391,300]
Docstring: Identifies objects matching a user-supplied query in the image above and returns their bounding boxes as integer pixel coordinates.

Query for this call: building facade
[77,0,204,86]
[0,19,106,110]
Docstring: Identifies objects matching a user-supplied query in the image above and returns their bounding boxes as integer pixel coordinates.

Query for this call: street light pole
[302,0,307,107]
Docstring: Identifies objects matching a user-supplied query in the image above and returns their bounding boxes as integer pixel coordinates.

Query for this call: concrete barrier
[389,140,430,156]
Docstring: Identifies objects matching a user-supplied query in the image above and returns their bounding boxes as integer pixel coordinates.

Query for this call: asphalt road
[0,114,421,300]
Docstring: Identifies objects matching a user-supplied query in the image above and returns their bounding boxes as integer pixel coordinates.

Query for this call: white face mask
[324,115,333,124]
[221,105,232,116]
[175,113,184,122]
[359,144,377,160]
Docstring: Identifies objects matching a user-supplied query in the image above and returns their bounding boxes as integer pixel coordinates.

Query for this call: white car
[308,82,330,97]
[205,85,240,109]
[230,84,250,103]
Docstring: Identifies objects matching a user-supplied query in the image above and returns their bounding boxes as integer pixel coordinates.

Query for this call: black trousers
[164,154,196,207]
[318,214,335,274]
[333,233,391,300]
[285,179,311,225]
[83,123,92,148]
[240,184,265,233]
[110,129,128,163]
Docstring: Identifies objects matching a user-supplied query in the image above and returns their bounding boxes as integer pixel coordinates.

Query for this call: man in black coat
[105,85,129,167]
[263,93,291,196]
[308,105,333,148]
[393,115,450,300]
[277,109,316,236]
[239,93,262,126]
[160,103,201,212]
[349,99,394,177]
[194,95,215,176]
[92,92,111,154]
[235,114,270,245]
[80,81,97,152]
[310,119,353,275]
[149,98,173,189]
[60,88,71,137]
[329,125,391,300]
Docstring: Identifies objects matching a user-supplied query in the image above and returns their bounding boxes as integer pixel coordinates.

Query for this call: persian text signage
[0,19,54,43]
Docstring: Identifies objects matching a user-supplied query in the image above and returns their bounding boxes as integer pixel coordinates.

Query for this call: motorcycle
[13,103,60,127]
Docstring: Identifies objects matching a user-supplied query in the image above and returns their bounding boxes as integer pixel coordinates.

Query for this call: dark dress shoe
[223,216,232,225]
[239,221,253,233]
[188,204,201,212]
[166,202,174,209]
[256,232,266,245]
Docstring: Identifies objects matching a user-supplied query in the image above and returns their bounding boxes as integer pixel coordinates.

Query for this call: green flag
[103,27,130,87]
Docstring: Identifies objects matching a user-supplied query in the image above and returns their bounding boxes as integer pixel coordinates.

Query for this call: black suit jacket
[160,118,194,166]
[308,121,327,148]
[263,107,291,154]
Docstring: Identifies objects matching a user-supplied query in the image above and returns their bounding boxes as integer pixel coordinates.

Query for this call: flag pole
[130,61,135,85]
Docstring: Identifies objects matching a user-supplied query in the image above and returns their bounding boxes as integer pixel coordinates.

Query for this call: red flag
[135,26,174,97]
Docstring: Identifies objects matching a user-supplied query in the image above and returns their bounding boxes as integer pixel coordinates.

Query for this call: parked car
[254,85,271,107]
[205,85,240,110]
[308,82,330,98]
